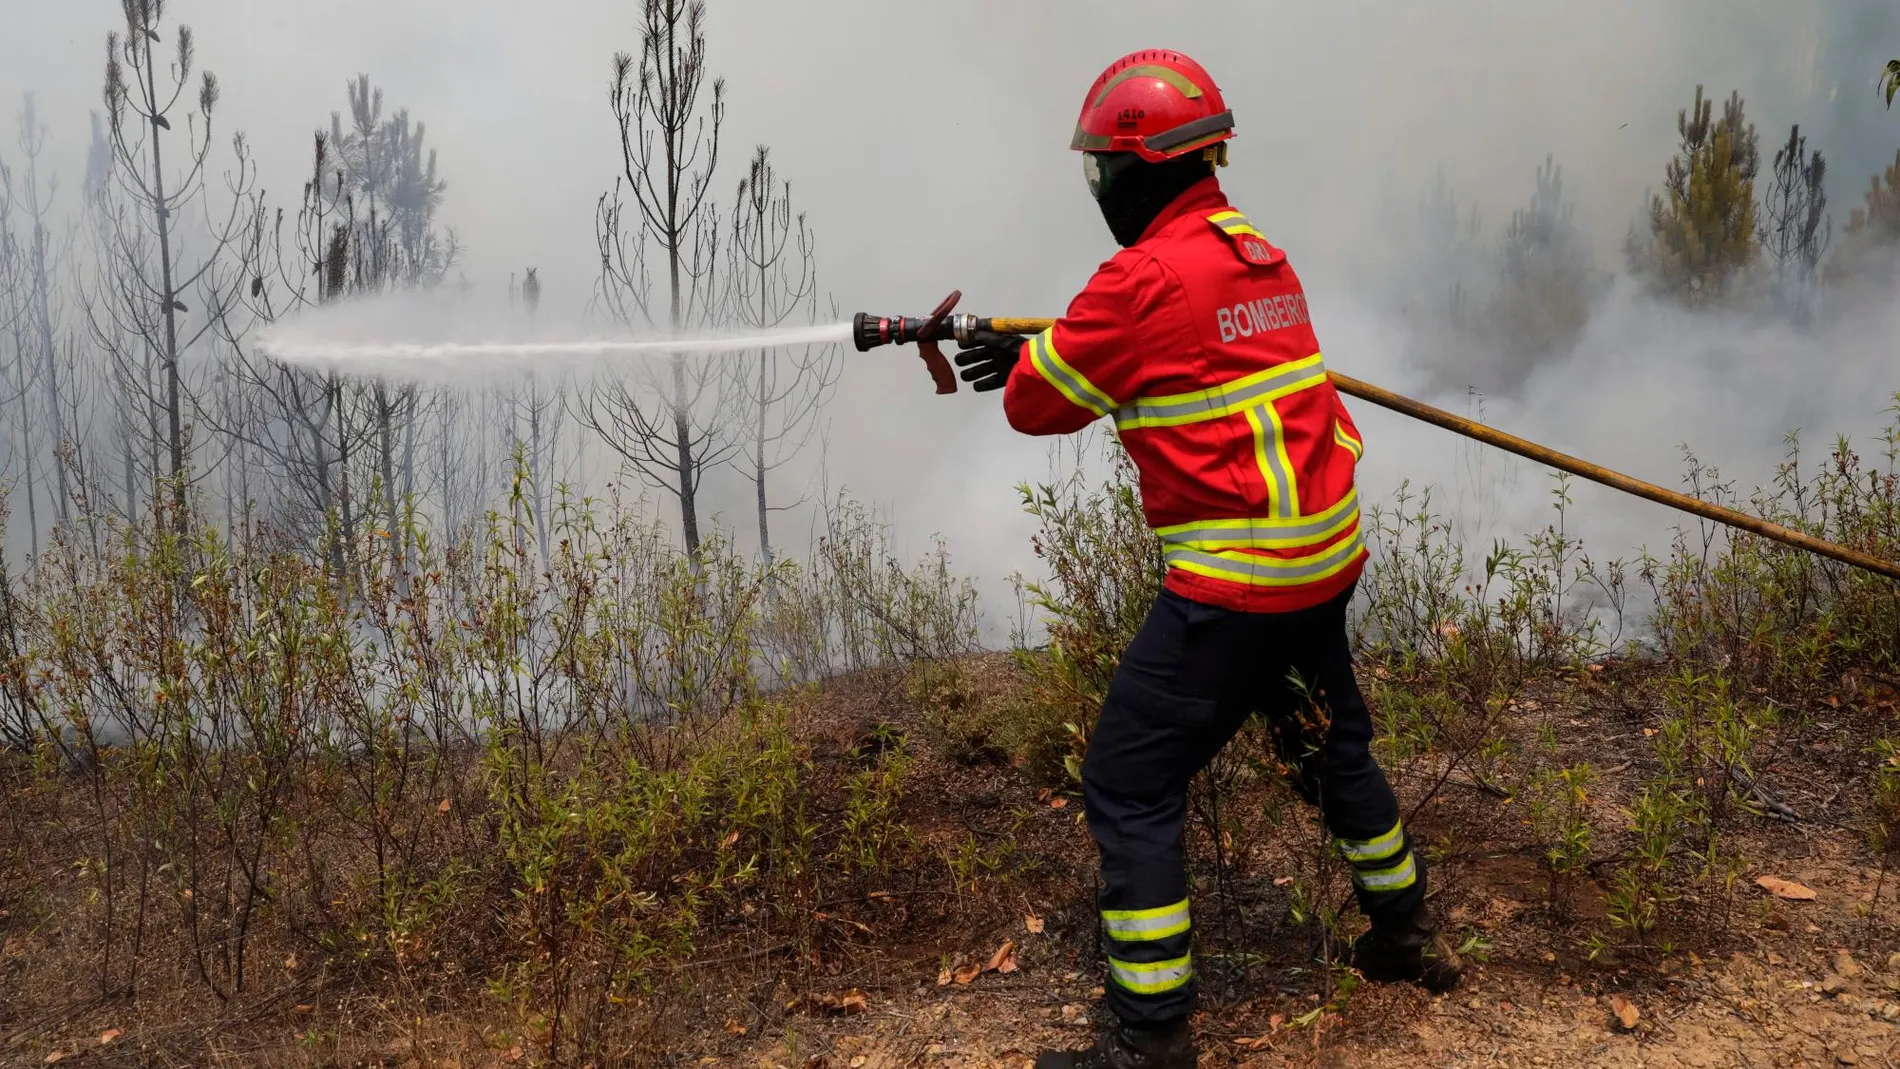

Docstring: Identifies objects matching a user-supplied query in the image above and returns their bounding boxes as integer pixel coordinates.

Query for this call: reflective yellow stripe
[1353,854,1418,892]
[1103,899,1191,942]
[1164,523,1366,588]
[1264,404,1300,517]
[1115,353,1328,430]
[1208,210,1267,241]
[1094,65,1204,108]
[1155,492,1360,552]
[1334,419,1363,460]
[1107,954,1194,995]
[1338,820,1405,863]
[1167,507,1359,553]
[1243,406,1296,520]
[1027,330,1115,417]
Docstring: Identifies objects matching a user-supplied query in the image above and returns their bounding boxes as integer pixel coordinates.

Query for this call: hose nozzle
[852,290,969,394]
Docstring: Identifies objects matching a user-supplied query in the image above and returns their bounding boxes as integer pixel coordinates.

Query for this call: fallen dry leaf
[99,1029,123,1045]
[1233,1015,1287,1050]
[284,954,298,970]
[1273,876,1295,887]
[1025,914,1045,935]
[503,1045,524,1062]
[936,964,953,986]
[953,961,983,984]
[293,1004,315,1013]
[720,830,740,850]
[850,1059,867,1069]
[1610,995,1640,1031]
[987,940,1018,973]
[438,798,451,813]
[1756,875,1817,901]
[788,989,870,1015]
[1049,797,1068,809]
[724,1019,747,1036]
[44,1053,63,1065]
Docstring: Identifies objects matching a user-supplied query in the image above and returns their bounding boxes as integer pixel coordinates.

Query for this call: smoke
[3,1,1898,635]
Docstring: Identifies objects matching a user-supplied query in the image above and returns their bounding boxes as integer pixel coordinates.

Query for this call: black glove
[953,330,1029,393]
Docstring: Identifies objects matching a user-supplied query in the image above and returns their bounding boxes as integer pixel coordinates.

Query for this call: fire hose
[853,291,1900,582]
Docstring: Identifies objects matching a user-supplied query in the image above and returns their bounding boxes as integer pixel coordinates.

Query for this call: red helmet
[1070,50,1235,164]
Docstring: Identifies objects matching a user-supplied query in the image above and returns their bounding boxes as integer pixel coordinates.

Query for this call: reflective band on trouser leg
[1107,953,1194,996]
[1103,898,1191,942]
[1102,899,1194,999]
[1338,820,1418,893]
[1338,819,1404,864]
[1356,855,1418,891]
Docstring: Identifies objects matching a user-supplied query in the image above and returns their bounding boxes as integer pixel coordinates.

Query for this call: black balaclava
[1092,152,1216,247]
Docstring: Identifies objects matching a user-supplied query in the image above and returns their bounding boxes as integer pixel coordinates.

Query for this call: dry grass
[3,421,1899,1066]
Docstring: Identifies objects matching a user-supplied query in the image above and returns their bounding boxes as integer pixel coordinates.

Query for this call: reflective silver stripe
[1163,525,1365,586]
[1028,331,1114,417]
[1103,899,1191,942]
[1156,489,1360,550]
[1209,210,1266,238]
[1245,403,1299,519]
[1107,954,1194,995]
[1353,854,1417,892]
[1115,355,1326,429]
[1338,819,1405,863]
[1334,420,1364,460]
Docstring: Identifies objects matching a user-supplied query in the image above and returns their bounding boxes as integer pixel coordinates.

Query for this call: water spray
[254,322,854,376]
[853,290,1900,582]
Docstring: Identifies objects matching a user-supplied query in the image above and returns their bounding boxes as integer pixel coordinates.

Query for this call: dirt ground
[5,660,1899,1068]
[716,874,1900,1069]
[691,664,1900,1069]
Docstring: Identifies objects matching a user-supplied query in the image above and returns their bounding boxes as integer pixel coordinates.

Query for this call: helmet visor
[1083,152,1105,200]
[1083,151,1137,201]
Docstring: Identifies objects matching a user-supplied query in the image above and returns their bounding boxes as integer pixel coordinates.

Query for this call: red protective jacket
[1004,177,1366,613]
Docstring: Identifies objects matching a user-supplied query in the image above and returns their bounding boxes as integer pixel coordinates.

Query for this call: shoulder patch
[1206,211,1285,267]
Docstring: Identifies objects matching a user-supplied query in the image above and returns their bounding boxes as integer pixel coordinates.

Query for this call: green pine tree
[1883,59,1899,108]
[1487,156,1600,383]
[1631,86,1762,307]
[1826,149,1900,286]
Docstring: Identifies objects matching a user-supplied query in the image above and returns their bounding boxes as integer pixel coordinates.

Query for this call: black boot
[1035,1016,1196,1069]
[1348,901,1463,993]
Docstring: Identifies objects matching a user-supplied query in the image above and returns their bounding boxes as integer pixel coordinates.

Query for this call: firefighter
[953,50,1464,1069]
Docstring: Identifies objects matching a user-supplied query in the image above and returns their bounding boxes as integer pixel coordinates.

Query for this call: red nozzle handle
[915,290,960,395]
[849,291,963,395]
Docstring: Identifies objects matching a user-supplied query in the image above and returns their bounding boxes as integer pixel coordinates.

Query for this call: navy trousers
[1079,582,1425,1023]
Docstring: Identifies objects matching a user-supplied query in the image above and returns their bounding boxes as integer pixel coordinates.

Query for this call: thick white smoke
[2,0,1896,635]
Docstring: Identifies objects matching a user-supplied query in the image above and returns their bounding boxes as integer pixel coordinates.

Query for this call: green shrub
[1009,438,1164,782]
